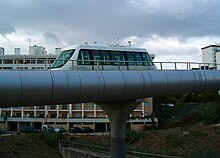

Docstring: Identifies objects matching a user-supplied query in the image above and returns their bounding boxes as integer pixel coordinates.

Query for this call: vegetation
[40,132,64,148]
[1,92,220,157]
[154,92,220,127]
[0,133,62,158]
[125,129,143,144]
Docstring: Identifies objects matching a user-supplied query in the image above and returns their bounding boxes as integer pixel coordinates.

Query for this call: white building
[0,47,5,56]
[29,45,47,56]
[55,48,61,55]
[201,44,220,69]
[14,48,21,56]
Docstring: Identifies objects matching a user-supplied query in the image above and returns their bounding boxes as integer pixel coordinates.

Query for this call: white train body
[51,44,156,70]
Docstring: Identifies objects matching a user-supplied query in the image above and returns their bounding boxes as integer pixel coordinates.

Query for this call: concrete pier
[98,100,139,158]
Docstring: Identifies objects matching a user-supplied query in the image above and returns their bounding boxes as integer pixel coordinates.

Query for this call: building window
[62,104,68,110]
[37,60,45,64]
[3,59,13,64]
[87,103,93,110]
[16,113,21,117]
[39,106,45,109]
[51,105,56,109]
[75,113,81,118]
[62,114,67,118]
[98,113,104,118]
[86,113,93,118]
[51,113,57,118]
[30,60,36,64]
[74,103,81,110]
[39,113,44,118]
[144,102,149,107]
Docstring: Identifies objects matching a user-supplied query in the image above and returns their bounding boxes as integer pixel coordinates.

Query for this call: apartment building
[201,44,220,69]
[0,48,155,132]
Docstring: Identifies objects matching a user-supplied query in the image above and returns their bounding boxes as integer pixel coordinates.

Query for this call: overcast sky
[0,0,220,62]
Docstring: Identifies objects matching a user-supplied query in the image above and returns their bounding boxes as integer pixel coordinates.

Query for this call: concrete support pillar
[34,106,37,117]
[57,105,59,118]
[21,107,24,118]
[82,103,84,118]
[98,100,139,158]
[10,107,13,117]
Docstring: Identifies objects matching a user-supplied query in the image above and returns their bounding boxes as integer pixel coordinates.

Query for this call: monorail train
[51,44,157,70]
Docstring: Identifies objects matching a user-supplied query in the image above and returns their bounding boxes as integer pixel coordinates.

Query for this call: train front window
[133,53,143,65]
[51,49,74,68]
[146,53,154,66]
[141,53,148,66]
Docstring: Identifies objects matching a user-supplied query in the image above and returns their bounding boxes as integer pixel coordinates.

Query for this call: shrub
[199,102,219,124]
[125,129,143,144]
[40,133,64,148]
[164,129,182,149]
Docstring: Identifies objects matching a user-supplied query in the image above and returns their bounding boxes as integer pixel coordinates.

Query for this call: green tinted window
[101,51,111,65]
[91,50,101,64]
[51,49,74,68]
[133,53,143,65]
[110,51,125,65]
[125,52,135,65]
[78,49,91,65]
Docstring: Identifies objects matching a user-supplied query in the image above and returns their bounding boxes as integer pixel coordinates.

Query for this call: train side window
[91,50,101,65]
[101,51,111,65]
[78,49,91,65]
[125,52,135,65]
[133,53,143,65]
[110,51,126,65]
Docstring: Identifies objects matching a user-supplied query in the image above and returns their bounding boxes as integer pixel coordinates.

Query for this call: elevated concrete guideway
[0,70,220,106]
[1,69,220,158]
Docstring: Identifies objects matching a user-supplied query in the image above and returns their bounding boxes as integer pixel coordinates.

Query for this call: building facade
[0,47,5,56]
[201,44,220,69]
[0,52,155,132]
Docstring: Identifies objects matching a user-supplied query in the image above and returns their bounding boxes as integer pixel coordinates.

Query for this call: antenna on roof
[128,40,131,47]
[117,37,120,46]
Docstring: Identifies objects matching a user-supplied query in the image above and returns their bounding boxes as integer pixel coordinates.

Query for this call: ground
[69,123,220,157]
[0,133,62,158]
[1,124,220,157]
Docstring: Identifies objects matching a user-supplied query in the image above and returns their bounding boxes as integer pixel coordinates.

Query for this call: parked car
[70,127,82,133]
[0,129,7,135]
[81,127,94,133]
[41,124,54,133]
[54,127,66,133]
[19,126,40,133]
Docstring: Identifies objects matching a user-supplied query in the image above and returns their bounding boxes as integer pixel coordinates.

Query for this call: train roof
[62,44,147,52]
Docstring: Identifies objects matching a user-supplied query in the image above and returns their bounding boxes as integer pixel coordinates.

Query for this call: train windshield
[51,49,74,68]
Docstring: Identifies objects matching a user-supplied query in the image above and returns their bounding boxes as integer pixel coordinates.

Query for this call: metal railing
[0,59,219,71]
[154,61,218,70]
[60,139,183,158]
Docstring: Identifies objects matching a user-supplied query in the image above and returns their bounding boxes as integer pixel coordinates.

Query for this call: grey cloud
[0,19,16,36]
[43,32,64,47]
[0,0,220,43]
